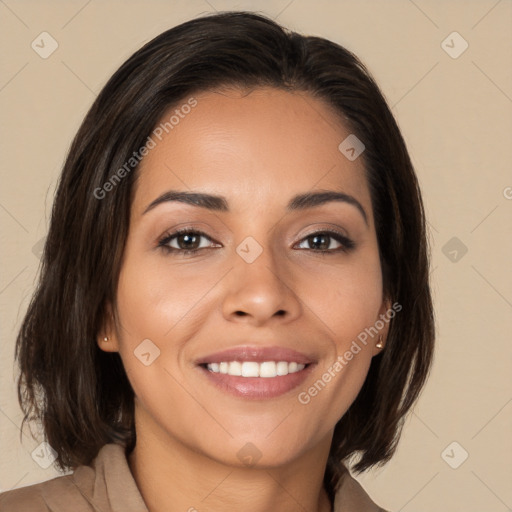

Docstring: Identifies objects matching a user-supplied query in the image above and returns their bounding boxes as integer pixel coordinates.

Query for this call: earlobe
[372,297,392,355]
[371,334,385,356]
[97,334,120,352]
[97,303,119,352]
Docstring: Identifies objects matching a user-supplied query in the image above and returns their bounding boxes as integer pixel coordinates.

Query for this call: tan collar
[334,470,387,511]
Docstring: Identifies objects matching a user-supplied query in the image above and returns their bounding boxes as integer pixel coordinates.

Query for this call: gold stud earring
[376,335,384,349]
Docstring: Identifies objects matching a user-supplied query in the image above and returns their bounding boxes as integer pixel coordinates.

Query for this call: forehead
[132,87,372,219]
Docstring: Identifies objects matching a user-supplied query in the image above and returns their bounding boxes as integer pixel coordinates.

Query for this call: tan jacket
[0,443,389,511]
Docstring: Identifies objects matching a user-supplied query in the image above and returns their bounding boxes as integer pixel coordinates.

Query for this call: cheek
[114,252,220,346]
[302,250,384,347]
[113,258,203,434]
[294,252,382,419]
[295,314,376,444]
[112,253,225,409]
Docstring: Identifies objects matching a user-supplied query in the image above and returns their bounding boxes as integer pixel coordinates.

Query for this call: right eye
[157,229,221,256]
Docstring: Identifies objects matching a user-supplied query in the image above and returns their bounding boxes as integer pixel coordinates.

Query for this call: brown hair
[15,11,435,502]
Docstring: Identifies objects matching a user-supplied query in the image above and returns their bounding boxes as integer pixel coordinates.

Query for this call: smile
[196,345,315,399]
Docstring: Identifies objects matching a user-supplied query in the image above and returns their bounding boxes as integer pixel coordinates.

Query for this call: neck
[127,404,333,512]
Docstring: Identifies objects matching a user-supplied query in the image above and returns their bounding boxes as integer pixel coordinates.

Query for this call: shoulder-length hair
[15,10,435,501]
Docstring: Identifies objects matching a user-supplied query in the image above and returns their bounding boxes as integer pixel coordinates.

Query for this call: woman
[0,11,435,512]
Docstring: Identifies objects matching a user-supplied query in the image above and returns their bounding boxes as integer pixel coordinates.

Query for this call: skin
[98,87,389,512]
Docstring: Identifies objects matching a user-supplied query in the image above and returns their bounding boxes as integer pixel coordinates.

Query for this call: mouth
[195,346,315,400]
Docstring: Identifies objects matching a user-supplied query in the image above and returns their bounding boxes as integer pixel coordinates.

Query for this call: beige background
[1,0,511,510]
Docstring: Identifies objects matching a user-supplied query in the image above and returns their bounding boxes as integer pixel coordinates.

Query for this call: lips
[195,346,316,399]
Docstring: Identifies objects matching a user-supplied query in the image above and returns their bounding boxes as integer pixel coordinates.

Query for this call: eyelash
[157,227,355,256]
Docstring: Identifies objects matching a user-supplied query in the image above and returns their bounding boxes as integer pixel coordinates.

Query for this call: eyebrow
[143,189,368,224]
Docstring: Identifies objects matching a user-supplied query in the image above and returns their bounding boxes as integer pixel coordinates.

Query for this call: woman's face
[100,87,389,467]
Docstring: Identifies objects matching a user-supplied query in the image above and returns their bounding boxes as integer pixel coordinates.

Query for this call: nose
[221,242,302,327]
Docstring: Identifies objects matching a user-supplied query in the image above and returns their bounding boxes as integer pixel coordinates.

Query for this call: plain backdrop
[1,1,511,511]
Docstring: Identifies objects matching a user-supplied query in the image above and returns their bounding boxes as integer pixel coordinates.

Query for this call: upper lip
[195,346,315,365]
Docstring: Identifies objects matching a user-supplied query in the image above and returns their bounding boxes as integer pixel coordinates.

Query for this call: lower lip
[199,365,314,400]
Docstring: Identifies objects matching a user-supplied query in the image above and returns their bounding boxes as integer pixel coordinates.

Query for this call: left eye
[295,231,354,252]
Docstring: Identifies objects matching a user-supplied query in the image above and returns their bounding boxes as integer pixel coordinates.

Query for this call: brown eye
[158,229,220,255]
[175,233,201,250]
[306,233,333,251]
[296,230,355,253]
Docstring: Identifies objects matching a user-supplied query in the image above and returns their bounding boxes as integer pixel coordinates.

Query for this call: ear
[371,296,393,356]
[97,302,120,353]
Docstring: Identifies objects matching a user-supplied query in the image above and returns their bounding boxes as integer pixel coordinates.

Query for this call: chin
[205,431,326,470]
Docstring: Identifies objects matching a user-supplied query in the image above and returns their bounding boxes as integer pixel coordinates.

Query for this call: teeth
[241,361,259,377]
[276,361,289,375]
[259,361,276,378]
[206,361,306,377]
[229,361,242,376]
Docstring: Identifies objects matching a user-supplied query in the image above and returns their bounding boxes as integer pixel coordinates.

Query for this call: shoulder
[0,473,84,512]
[0,443,147,512]
[0,444,117,512]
